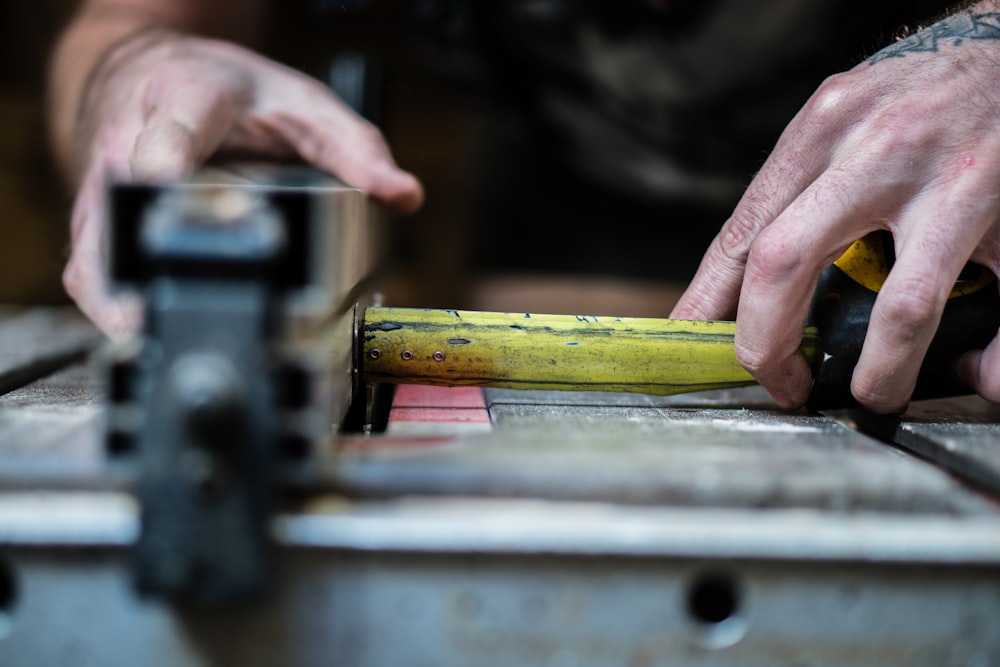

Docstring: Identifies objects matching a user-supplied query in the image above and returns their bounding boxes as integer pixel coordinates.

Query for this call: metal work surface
[2,308,1000,665]
[0,306,100,395]
[335,400,997,513]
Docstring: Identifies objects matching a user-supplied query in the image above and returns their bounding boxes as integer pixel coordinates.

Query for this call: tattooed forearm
[868,11,1000,64]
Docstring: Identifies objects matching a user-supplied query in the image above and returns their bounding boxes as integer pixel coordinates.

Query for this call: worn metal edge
[4,492,1000,565]
[0,346,94,397]
[276,500,1000,564]
[0,306,101,396]
[824,408,1000,502]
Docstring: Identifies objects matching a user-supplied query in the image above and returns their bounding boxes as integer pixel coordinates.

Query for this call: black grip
[807,264,1000,410]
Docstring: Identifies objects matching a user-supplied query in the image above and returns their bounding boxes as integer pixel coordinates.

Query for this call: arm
[671,2,1000,413]
[48,0,423,336]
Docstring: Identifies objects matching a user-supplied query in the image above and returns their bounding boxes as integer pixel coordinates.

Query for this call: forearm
[47,0,265,183]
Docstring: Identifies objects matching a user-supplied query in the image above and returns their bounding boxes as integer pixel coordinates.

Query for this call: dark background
[0,1,78,303]
[0,0,949,313]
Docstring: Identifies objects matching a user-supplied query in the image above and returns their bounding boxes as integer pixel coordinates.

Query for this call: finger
[669,125,832,321]
[257,77,424,214]
[669,69,874,322]
[852,182,1000,413]
[964,225,1000,403]
[953,322,1000,402]
[64,165,141,339]
[64,252,141,339]
[130,75,241,181]
[732,166,893,407]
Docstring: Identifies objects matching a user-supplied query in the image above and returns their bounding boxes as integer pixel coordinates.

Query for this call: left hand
[63,29,423,337]
[670,8,1000,413]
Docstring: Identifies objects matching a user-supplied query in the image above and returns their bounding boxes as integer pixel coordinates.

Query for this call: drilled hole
[687,573,739,625]
[0,557,18,640]
[106,430,135,457]
[686,571,746,649]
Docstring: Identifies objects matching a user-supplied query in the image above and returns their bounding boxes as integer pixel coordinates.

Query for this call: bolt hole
[106,430,135,457]
[0,557,18,640]
[687,572,739,625]
[686,572,746,649]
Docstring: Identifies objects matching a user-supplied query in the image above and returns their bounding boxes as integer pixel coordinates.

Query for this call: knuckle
[850,373,908,414]
[873,284,942,343]
[300,132,338,166]
[745,229,804,286]
[717,211,760,264]
[805,73,859,123]
[733,338,771,377]
[861,117,930,162]
[62,261,83,300]
[129,123,194,180]
[61,257,97,305]
[675,300,716,322]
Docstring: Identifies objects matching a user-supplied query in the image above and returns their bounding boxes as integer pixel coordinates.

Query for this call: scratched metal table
[1,306,999,667]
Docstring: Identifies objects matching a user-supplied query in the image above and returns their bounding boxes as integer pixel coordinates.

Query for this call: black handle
[807,254,1000,410]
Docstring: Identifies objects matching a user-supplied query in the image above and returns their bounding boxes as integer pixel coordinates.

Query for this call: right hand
[670,8,1000,413]
[67,29,424,337]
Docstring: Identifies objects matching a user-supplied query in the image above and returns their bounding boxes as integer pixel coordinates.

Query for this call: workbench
[0,305,999,666]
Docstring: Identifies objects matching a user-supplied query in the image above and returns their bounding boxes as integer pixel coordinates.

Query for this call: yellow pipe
[361,307,822,396]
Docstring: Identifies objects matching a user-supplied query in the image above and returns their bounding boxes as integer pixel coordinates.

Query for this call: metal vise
[105,170,377,603]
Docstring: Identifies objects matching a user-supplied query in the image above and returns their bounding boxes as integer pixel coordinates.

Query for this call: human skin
[48,0,424,337]
[54,2,1000,411]
[671,3,1000,413]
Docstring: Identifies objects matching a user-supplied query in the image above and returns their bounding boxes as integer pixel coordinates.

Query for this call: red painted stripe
[391,385,487,409]
[387,385,491,432]
[389,407,491,424]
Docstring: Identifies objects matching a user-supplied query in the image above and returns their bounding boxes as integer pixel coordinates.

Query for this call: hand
[65,29,423,337]
[670,8,1000,413]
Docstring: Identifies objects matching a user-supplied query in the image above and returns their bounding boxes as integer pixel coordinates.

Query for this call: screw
[401,350,413,361]
[433,351,445,362]
[369,348,381,360]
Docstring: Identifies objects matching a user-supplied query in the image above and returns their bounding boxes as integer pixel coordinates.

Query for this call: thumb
[130,78,240,181]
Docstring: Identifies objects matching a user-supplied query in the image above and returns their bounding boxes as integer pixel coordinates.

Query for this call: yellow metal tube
[361,307,822,397]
